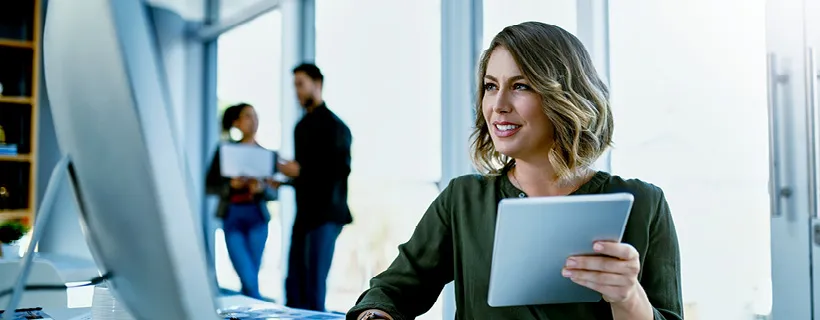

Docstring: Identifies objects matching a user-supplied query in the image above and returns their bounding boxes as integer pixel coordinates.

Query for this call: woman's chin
[493,147,518,160]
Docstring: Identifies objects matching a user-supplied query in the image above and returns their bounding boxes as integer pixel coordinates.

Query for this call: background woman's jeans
[223,203,269,299]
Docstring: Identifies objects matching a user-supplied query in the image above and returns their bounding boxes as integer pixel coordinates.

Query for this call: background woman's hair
[221,103,252,132]
[470,21,613,181]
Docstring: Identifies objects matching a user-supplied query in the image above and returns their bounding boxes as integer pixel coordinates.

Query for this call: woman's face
[482,47,554,161]
[233,106,259,137]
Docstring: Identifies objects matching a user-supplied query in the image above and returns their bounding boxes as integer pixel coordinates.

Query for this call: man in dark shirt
[278,63,353,312]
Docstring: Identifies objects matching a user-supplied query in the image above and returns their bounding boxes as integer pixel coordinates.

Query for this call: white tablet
[487,192,634,307]
[219,144,278,178]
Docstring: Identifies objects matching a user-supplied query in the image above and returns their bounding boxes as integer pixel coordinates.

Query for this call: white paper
[219,144,276,178]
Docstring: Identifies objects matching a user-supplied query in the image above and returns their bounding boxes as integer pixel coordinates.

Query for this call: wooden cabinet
[0,0,41,226]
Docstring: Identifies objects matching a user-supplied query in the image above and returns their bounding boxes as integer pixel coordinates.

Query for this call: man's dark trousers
[285,222,344,312]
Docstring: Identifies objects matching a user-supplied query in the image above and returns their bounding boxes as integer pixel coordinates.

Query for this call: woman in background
[206,103,278,300]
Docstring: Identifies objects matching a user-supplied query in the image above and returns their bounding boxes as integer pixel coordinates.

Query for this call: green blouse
[346,170,683,320]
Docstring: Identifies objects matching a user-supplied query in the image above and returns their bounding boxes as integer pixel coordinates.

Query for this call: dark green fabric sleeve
[643,190,684,320]
[346,181,456,320]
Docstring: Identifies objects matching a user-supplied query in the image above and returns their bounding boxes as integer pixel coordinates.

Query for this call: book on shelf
[0,124,16,156]
[0,115,29,155]
[0,144,17,156]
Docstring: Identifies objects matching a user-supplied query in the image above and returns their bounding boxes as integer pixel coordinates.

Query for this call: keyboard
[219,306,344,319]
[0,307,54,320]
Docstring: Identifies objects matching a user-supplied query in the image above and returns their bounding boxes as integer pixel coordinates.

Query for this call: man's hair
[292,63,324,83]
[470,22,613,181]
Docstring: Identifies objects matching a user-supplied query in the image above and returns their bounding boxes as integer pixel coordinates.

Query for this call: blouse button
[518,193,526,198]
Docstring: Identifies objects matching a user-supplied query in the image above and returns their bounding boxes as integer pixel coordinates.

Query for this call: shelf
[0,210,31,228]
[0,38,32,49]
[0,96,31,105]
[0,209,29,219]
[0,210,30,227]
[0,0,37,229]
[0,154,29,162]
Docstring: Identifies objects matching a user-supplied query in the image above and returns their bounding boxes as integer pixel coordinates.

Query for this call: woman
[347,22,682,320]
[206,103,278,300]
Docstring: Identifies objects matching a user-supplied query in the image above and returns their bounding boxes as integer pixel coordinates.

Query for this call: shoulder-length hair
[470,22,613,181]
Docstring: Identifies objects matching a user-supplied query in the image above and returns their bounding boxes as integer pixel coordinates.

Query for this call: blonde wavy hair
[470,22,613,181]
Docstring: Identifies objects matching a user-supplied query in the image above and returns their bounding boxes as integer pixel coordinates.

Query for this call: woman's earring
[229,127,243,141]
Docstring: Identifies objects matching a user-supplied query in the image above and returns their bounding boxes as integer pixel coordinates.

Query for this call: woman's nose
[492,90,512,114]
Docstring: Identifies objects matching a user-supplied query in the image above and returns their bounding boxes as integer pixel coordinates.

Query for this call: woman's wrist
[358,309,393,320]
[610,285,653,320]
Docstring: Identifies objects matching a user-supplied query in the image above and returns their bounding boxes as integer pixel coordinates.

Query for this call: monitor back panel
[43,0,218,318]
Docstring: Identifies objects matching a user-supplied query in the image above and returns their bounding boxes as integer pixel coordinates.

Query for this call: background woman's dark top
[346,169,683,320]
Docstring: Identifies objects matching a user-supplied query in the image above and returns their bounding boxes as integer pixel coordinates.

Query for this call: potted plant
[0,219,29,258]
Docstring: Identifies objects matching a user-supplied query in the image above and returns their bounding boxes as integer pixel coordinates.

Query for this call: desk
[0,253,98,283]
[43,295,343,319]
[4,256,343,319]
[42,308,91,320]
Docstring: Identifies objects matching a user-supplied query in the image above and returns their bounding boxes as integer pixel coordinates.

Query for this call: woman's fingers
[565,256,638,275]
[562,268,631,286]
[592,241,639,261]
[562,241,643,303]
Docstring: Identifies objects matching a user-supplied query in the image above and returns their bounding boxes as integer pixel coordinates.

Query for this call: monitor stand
[3,155,72,317]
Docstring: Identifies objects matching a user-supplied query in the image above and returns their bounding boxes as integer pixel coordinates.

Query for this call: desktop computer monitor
[42,0,220,319]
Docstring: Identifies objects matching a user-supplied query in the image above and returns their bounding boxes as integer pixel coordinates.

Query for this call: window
[609,1,771,318]
[483,0,577,48]
[315,0,442,316]
[219,0,272,21]
[216,10,282,150]
[214,8,285,301]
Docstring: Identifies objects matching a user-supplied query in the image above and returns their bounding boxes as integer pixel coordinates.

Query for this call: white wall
[609,1,770,318]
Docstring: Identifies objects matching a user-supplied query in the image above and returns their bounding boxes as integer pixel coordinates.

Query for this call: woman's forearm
[611,286,654,320]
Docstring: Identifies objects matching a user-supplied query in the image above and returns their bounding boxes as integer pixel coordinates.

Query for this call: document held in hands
[219,143,278,178]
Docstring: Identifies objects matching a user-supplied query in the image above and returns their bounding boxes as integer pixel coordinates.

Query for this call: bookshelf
[0,0,40,228]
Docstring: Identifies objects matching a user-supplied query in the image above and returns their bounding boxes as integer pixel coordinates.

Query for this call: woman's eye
[483,83,497,91]
[513,83,531,90]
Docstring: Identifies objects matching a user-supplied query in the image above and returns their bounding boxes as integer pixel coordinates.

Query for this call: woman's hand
[229,177,247,189]
[356,309,394,320]
[248,178,265,194]
[562,241,642,304]
[264,177,281,189]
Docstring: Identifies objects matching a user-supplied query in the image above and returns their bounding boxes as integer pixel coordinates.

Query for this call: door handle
[768,53,792,217]
[808,47,820,219]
